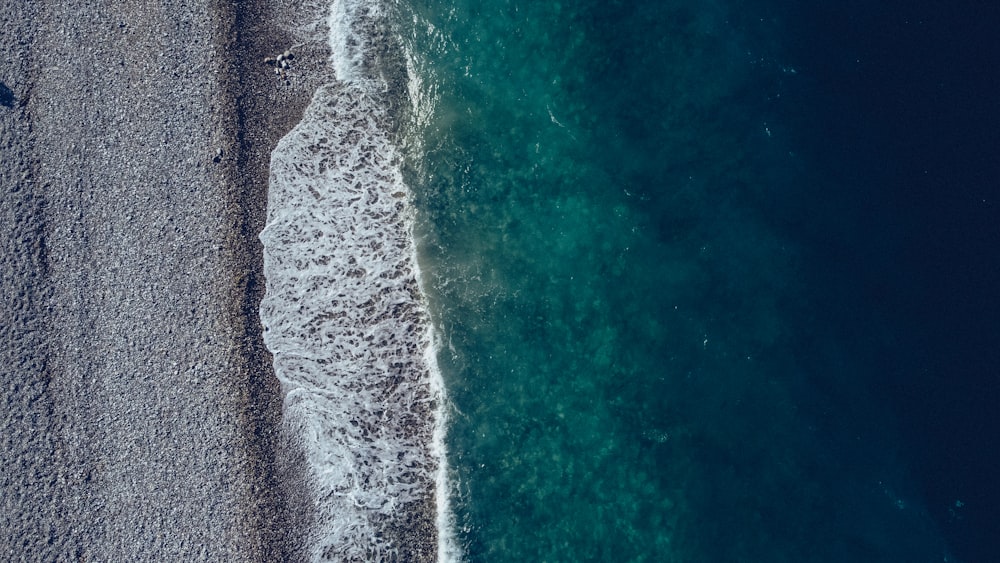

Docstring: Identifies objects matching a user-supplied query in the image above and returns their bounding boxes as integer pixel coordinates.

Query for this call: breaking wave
[259,0,457,560]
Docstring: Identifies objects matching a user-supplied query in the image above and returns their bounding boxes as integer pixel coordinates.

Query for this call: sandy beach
[0,0,334,559]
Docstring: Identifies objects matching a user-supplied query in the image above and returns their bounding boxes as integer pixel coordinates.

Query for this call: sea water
[264,0,994,559]
[393,0,974,561]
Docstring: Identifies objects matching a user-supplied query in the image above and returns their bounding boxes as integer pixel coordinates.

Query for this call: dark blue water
[776,2,1000,560]
[393,0,999,559]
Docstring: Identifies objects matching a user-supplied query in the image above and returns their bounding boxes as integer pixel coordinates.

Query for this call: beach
[6,0,997,560]
[0,0,372,559]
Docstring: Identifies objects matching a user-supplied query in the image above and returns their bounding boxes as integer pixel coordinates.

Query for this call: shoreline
[1,0,440,558]
[257,0,443,556]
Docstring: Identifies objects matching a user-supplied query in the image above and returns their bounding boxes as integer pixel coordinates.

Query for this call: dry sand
[0,0,335,559]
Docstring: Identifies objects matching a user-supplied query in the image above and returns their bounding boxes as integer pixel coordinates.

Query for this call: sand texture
[0,0,330,560]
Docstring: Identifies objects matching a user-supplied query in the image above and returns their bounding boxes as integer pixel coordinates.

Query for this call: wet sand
[0,0,331,559]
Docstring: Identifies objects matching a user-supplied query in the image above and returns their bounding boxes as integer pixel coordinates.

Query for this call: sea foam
[259,0,456,560]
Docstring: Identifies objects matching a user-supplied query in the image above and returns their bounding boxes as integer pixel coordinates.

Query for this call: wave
[259,0,457,560]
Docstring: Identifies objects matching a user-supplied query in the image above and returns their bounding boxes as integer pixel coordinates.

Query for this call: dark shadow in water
[0,82,14,108]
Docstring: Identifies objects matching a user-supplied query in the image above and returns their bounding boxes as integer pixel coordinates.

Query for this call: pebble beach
[0,1,343,559]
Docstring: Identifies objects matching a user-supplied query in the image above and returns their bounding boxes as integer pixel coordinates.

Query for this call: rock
[264,57,275,65]
[213,148,223,163]
[284,50,293,60]
[0,81,13,108]
[276,54,284,62]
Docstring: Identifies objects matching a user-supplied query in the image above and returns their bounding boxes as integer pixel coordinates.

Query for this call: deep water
[394,0,999,560]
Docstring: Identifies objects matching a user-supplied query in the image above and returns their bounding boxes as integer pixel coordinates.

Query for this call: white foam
[260,0,458,560]
[328,0,382,83]
[400,35,462,563]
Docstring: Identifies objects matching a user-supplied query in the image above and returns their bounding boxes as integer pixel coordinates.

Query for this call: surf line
[259,0,460,560]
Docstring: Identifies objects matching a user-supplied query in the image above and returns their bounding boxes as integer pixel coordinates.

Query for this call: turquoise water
[392,0,958,560]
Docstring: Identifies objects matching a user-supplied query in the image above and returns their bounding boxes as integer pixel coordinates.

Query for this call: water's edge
[259,0,456,559]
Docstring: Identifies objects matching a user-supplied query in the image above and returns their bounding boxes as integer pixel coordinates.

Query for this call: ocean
[263,0,999,560]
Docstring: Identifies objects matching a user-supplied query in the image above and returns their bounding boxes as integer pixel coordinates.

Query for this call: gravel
[0,0,333,560]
